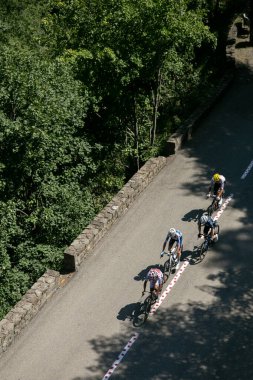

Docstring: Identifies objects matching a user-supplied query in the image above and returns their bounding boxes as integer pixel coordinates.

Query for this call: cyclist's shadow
[189,245,202,265]
[182,208,204,222]
[134,263,163,282]
[180,249,193,262]
[117,302,140,321]
[117,264,163,324]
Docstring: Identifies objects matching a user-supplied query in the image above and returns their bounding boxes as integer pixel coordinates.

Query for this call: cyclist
[142,268,164,300]
[207,173,226,208]
[198,214,218,242]
[160,228,183,270]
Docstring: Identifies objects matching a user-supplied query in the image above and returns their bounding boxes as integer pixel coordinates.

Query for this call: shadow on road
[181,208,204,222]
[72,44,253,380]
[75,239,253,379]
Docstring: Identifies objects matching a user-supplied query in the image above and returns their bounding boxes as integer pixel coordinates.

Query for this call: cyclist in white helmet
[142,268,164,299]
[160,228,183,270]
[198,214,218,242]
[207,173,226,208]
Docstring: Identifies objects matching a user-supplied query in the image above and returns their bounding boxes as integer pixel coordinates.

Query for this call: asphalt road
[0,43,253,380]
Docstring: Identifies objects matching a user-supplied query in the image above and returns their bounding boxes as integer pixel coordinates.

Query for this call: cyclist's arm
[162,234,170,251]
[217,177,225,197]
[208,179,214,193]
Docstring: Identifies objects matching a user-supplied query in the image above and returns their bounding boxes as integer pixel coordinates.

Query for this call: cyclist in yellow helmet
[207,173,226,208]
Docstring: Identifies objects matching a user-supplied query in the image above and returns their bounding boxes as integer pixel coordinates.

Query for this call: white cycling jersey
[210,175,226,190]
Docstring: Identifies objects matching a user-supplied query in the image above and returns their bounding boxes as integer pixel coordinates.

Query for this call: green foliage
[0,0,234,318]
[0,268,30,320]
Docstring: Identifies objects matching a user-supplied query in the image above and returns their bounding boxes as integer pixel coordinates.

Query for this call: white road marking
[102,333,139,380]
[101,192,235,379]
[213,194,233,221]
[150,261,189,314]
[241,159,253,179]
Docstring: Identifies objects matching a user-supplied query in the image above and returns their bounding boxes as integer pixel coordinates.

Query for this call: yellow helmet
[213,173,220,182]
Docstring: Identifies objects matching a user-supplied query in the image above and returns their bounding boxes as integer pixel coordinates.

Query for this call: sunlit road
[0,43,253,380]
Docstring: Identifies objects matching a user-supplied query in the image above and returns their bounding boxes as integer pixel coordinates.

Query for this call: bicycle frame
[207,195,219,216]
[163,246,178,275]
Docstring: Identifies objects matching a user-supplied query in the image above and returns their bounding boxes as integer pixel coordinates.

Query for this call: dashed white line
[150,261,189,314]
[102,333,139,380]
[101,191,235,379]
[241,159,253,179]
[213,193,233,221]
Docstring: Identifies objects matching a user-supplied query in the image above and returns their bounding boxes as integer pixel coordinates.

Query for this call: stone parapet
[0,270,60,354]
[64,156,167,272]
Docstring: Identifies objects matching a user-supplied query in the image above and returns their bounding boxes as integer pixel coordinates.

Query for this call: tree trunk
[150,68,162,146]
[133,96,140,170]
[249,0,253,44]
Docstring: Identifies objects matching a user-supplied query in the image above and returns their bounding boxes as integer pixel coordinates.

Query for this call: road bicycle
[207,194,221,216]
[161,244,182,278]
[133,274,168,327]
[198,224,219,262]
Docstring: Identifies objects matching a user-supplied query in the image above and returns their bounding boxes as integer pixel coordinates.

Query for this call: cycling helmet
[213,173,220,182]
[148,269,158,280]
[169,228,177,238]
[200,214,208,224]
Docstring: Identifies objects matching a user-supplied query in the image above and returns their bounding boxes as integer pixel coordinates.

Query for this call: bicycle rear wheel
[207,202,215,216]
[133,297,152,327]
[141,296,152,323]
[199,242,207,262]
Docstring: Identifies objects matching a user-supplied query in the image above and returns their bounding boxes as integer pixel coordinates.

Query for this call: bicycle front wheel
[164,256,172,277]
[143,296,152,320]
[133,297,152,327]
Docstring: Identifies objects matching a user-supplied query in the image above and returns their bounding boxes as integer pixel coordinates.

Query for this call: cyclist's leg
[168,239,175,251]
[203,225,210,238]
[178,237,183,260]
[153,280,162,301]
[151,284,158,300]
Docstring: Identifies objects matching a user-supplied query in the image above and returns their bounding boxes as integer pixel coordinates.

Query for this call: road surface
[0,38,252,380]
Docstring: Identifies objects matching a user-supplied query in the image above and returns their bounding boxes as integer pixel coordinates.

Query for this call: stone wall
[0,156,167,354]
[0,270,59,355]
[0,22,238,356]
[64,156,167,272]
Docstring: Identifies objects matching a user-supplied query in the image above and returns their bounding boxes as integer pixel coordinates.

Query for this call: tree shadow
[71,52,253,379]
[73,51,253,380]
[78,250,253,380]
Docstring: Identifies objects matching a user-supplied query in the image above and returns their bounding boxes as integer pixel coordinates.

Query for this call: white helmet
[169,228,177,238]
[148,269,158,281]
[200,214,208,224]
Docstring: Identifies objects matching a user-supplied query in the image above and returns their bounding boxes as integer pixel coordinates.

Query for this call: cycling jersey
[210,175,226,193]
[204,217,216,229]
[165,229,183,248]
